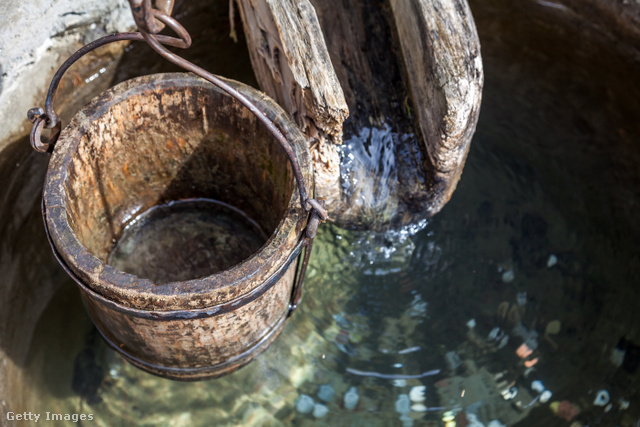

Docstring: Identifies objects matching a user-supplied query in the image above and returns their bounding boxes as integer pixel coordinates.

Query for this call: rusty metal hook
[128,0,175,34]
[28,108,61,153]
[25,27,190,154]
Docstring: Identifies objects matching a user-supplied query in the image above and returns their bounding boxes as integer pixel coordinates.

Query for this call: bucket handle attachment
[29,1,327,314]
[27,30,190,153]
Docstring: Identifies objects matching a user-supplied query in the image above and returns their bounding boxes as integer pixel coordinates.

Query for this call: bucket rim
[43,72,313,312]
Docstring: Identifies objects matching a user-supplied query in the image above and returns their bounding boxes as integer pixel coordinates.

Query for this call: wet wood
[309,0,433,228]
[235,0,483,229]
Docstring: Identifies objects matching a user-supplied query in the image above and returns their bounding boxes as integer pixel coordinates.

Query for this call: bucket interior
[62,76,294,283]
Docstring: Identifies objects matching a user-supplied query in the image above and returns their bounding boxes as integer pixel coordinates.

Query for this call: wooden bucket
[43,73,314,380]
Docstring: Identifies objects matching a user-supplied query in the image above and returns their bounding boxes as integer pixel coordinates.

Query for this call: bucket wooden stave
[43,73,313,380]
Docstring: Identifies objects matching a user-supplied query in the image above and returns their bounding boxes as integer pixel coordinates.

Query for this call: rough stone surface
[0,0,134,148]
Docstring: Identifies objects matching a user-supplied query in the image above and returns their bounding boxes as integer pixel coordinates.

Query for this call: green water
[5,0,640,426]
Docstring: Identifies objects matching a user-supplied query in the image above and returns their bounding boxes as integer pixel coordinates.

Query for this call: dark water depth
[108,199,267,284]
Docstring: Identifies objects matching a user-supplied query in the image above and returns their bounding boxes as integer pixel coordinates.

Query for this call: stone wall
[0,0,133,149]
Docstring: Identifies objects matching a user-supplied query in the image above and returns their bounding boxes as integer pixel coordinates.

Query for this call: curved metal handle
[31,3,326,318]
[26,31,189,153]
[128,0,175,34]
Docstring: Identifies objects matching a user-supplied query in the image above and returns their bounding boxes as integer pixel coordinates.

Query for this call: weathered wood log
[233,0,348,214]
[235,0,483,230]
[309,0,432,228]
[389,0,483,212]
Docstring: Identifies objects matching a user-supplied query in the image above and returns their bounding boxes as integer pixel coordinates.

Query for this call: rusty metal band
[287,199,323,314]
[43,199,306,320]
[287,237,314,317]
[96,308,287,380]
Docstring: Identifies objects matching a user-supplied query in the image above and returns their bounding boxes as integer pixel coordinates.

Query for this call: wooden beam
[233,0,348,214]
[389,0,483,211]
[235,0,483,229]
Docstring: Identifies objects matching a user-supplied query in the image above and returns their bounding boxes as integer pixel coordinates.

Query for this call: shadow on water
[2,0,640,425]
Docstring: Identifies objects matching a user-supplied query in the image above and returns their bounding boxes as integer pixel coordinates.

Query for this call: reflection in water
[4,0,640,426]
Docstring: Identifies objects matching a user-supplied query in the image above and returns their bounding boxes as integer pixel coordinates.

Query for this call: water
[336,123,427,229]
[108,199,267,284]
[3,0,640,426]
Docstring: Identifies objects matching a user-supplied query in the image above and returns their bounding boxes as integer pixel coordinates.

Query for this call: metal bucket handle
[28,3,326,315]
[27,9,327,224]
